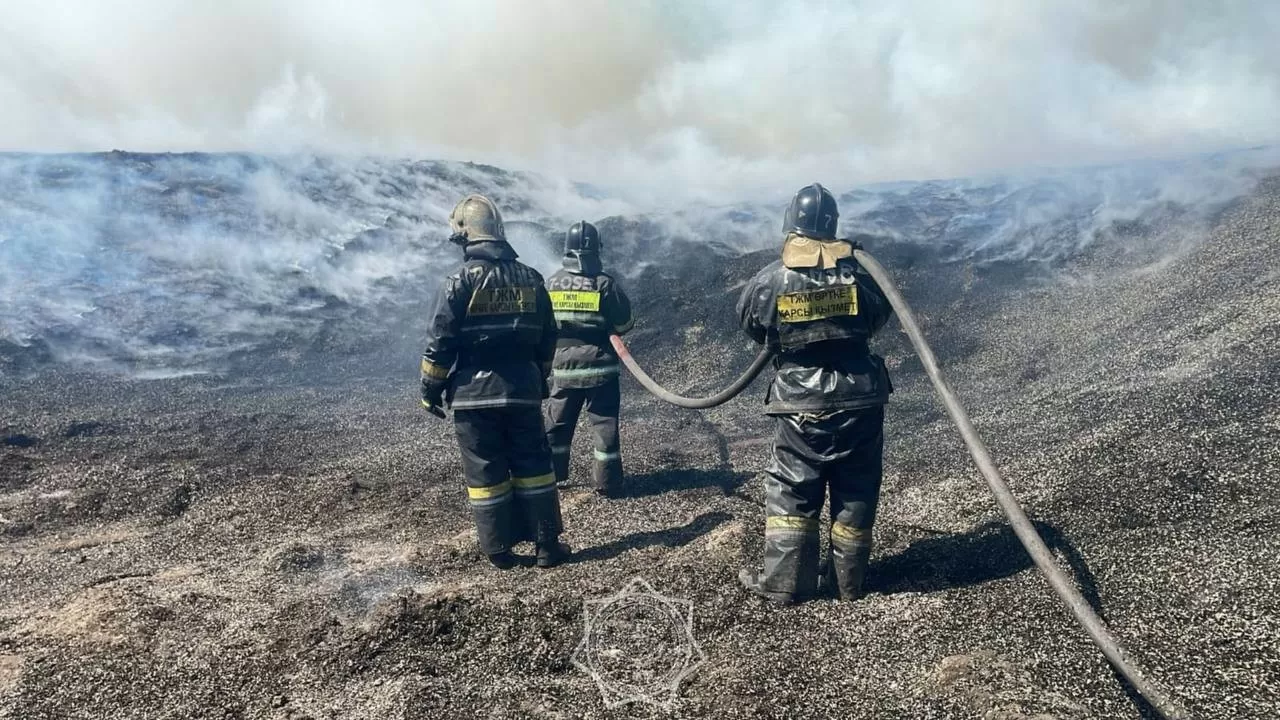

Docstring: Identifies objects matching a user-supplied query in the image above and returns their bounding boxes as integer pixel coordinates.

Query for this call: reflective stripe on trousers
[455,406,564,554]
[544,377,622,492]
[757,407,885,599]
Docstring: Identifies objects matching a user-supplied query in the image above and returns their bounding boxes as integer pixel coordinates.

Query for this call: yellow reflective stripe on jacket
[549,290,601,312]
[421,358,450,381]
[512,473,556,490]
[765,515,820,533]
[467,480,512,500]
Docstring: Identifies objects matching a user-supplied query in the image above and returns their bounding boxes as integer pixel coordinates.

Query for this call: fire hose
[610,248,1190,720]
[610,338,773,409]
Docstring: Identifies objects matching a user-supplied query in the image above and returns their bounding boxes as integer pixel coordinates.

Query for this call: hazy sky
[2,0,1277,201]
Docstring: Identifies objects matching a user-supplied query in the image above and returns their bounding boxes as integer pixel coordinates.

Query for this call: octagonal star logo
[572,577,708,709]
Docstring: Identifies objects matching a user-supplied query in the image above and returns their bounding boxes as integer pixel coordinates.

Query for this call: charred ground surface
[1,157,1279,720]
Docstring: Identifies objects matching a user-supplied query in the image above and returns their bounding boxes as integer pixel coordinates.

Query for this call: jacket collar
[562,253,603,276]
[464,240,519,262]
[781,233,852,270]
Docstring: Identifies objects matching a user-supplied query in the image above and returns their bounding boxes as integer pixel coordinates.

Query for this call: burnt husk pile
[2,152,1278,719]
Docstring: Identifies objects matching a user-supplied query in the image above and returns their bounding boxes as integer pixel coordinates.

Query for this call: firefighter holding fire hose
[736,183,895,604]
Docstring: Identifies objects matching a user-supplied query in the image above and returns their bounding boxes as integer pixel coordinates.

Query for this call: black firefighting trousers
[455,406,564,555]
[759,406,884,600]
[544,378,623,493]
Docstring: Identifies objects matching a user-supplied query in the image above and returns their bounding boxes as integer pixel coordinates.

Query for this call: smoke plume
[2,0,1277,202]
[2,2,1279,378]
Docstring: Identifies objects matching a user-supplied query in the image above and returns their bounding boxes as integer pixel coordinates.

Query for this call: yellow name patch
[776,286,859,323]
[467,286,537,316]
[549,290,601,312]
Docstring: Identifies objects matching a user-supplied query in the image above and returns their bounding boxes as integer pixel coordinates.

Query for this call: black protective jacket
[737,256,894,414]
[421,241,557,410]
[545,262,634,389]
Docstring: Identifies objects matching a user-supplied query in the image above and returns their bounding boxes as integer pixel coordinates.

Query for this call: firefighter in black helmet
[736,183,895,603]
[543,221,635,495]
[420,194,569,569]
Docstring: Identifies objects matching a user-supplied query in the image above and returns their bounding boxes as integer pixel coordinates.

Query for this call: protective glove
[421,379,446,418]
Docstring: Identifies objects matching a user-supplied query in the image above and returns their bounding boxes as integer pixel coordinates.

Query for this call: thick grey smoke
[2,0,1277,203]
[2,2,1279,379]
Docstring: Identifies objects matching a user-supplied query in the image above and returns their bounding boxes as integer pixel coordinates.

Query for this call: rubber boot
[487,550,517,570]
[738,569,799,605]
[754,516,822,602]
[816,556,834,598]
[512,473,564,547]
[471,494,517,557]
[551,449,571,486]
[830,543,872,601]
[592,451,623,497]
[536,539,571,568]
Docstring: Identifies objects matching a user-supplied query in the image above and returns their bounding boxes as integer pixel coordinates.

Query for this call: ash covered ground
[1,152,1278,719]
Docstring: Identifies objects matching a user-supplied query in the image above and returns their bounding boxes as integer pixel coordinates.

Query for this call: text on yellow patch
[549,290,602,312]
[468,286,538,316]
[776,286,858,323]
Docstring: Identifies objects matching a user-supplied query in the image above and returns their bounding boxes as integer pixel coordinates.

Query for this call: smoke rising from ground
[2,147,1273,379]
[0,152,633,375]
[2,2,1280,378]
[2,1,1278,201]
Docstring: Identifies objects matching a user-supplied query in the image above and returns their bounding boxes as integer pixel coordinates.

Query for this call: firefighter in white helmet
[420,194,569,569]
